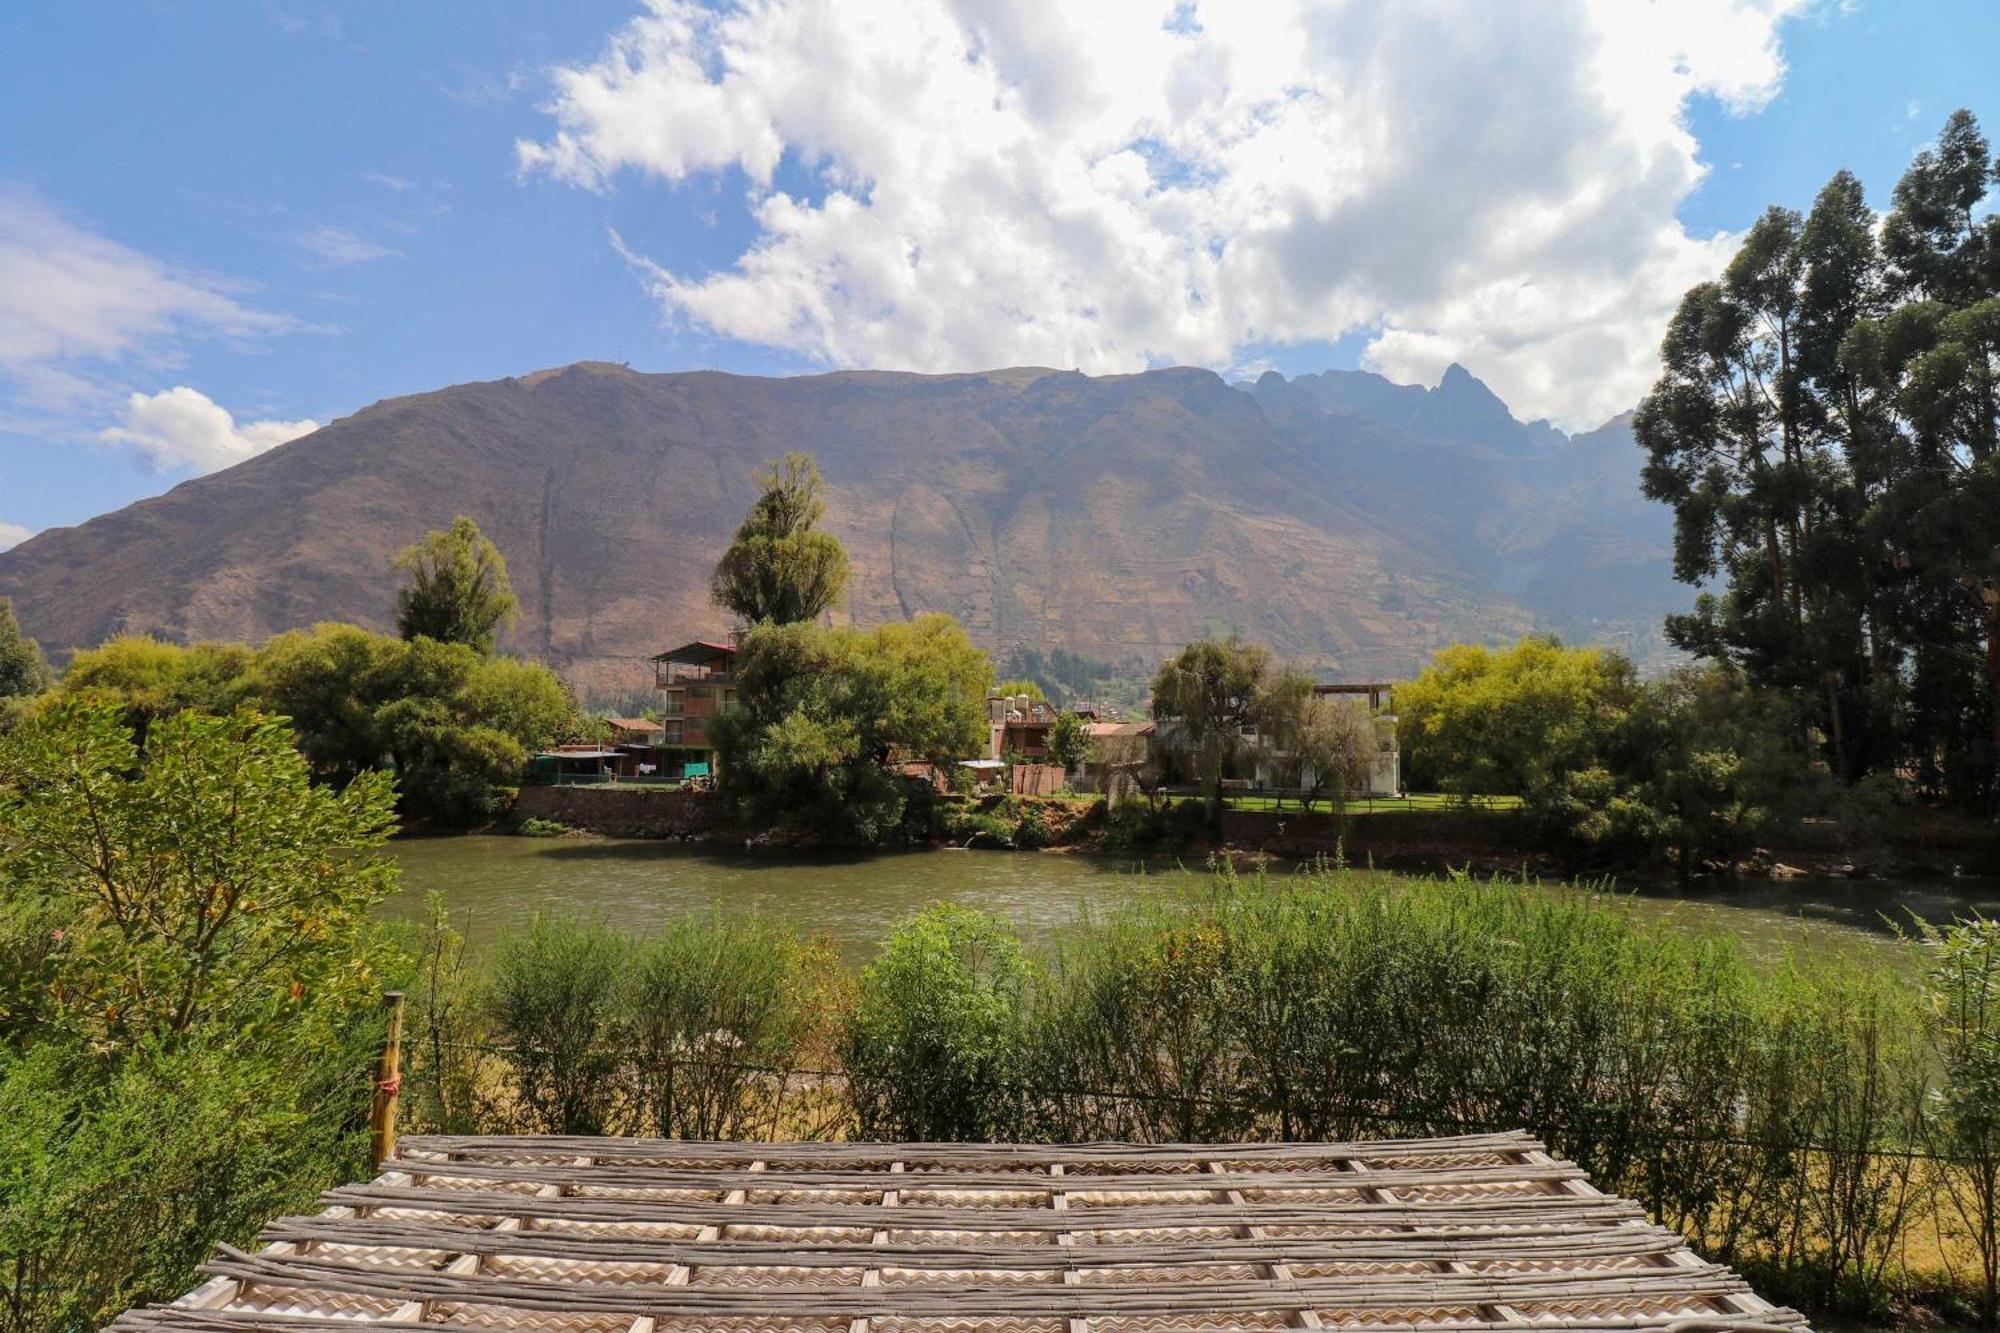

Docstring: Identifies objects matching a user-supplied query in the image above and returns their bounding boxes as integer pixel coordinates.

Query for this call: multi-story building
[651,638,739,780]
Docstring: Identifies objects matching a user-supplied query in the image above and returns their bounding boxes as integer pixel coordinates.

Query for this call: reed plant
[427,866,2000,1321]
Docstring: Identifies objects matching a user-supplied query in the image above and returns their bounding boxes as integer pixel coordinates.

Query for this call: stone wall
[1218,808,1537,870]
[510,784,730,839]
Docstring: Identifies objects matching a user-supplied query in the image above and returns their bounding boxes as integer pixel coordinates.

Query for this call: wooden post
[370,990,405,1173]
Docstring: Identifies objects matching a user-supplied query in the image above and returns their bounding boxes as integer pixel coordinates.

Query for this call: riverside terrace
[111,1131,1801,1333]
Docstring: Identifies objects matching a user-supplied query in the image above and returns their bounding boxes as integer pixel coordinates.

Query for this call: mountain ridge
[0,359,1678,691]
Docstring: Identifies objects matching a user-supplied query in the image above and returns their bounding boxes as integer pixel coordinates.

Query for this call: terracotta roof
[124,1131,1801,1333]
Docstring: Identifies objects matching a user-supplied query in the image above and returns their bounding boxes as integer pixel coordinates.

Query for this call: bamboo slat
[109,1134,1808,1333]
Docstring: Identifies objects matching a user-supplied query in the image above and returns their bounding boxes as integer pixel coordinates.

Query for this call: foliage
[515,817,572,838]
[1533,664,1824,877]
[1044,708,1090,772]
[0,701,400,1333]
[1919,915,2000,1325]
[484,914,628,1134]
[1396,636,1637,797]
[1288,694,1376,814]
[619,915,838,1140]
[998,645,1121,706]
[992,678,1046,702]
[54,635,257,740]
[1149,635,1310,823]
[843,903,1030,1141]
[0,600,47,703]
[0,700,397,1048]
[1636,110,2000,805]
[710,452,851,626]
[393,515,519,654]
[713,614,991,844]
[254,623,588,825]
[0,1023,379,1333]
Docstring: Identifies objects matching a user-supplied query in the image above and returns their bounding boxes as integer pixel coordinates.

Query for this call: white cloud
[0,187,293,409]
[100,386,318,474]
[523,0,1813,428]
[295,224,402,266]
[0,521,32,552]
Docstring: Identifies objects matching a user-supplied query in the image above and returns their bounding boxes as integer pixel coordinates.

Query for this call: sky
[2,0,1997,550]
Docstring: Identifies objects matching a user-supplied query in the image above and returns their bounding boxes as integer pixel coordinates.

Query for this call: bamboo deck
[112,1130,1805,1333]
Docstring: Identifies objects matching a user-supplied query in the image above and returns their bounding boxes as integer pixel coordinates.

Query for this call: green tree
[1535,664,1814,880]
[55,636,257,740]
[713,613,990,843]
[1639,110,2000,805]
[253,621,404,784]
[710,452,850,625]
[1149,636,1307,824]
[1290,694,1376,815]
[0,700,397,1330]
[0,700,397,1048]
[993,678,1046,702]
[252,624,586,824]
[393,515,519,654]
[1396,636,1637,799]
[0,600,47,702]
[843,903,1028,1141]
[1045,709,1090,773]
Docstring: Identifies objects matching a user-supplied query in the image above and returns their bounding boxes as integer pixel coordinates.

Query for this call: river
[385,834,2000,967]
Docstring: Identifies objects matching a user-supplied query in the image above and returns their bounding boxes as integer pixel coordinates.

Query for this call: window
[660,690,685,719]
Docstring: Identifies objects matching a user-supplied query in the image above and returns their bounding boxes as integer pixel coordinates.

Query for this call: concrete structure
[651,638,738,779]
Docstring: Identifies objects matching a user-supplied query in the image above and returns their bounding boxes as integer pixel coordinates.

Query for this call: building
[1075,718,1155,798]
[985,692,1065,761]
[1310,681,1403,798]
[1149,680,1402,800]
[650,638,739,781]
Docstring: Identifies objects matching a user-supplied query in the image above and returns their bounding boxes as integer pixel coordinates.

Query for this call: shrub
[620,915,838,1140]
[516,817,572,838]
[485,914,628,1133]
[843,904,1029,1140]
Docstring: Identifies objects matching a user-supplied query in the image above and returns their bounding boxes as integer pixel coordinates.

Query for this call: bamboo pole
[369,991,405,1172]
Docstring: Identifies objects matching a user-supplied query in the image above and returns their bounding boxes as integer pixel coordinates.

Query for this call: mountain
[1246,367,1681,661]
[6,361,1626,693]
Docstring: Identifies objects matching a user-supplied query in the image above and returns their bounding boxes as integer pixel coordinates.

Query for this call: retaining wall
[1218,808,1537,867]
[510,784,729,838]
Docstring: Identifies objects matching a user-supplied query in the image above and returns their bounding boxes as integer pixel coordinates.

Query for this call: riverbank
[394,864,2000,1325]
[505,783,2000,884]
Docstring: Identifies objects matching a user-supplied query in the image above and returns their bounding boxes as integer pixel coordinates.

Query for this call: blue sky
[2,0,1996,541]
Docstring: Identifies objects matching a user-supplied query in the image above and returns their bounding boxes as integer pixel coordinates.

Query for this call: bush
[0,701,402,1333]
[1012,804,1053,849]
[0,1027,378,1333]
[516,817,572,838]
[485,915,628,1134]
[620,915,838,1139]
[843,904,1029,1140]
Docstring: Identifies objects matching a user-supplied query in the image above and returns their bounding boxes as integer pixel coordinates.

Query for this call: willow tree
[711,453,850,625]
[1149,635,1308,825]
[393,516,519,655]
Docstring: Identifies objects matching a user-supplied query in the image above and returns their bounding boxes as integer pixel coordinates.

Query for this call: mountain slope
[0,362,1549,691]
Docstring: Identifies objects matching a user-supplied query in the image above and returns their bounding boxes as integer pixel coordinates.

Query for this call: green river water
[385,835,2000,968]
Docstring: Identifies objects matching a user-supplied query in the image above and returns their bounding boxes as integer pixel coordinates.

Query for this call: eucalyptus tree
[1637,109,2000,799]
